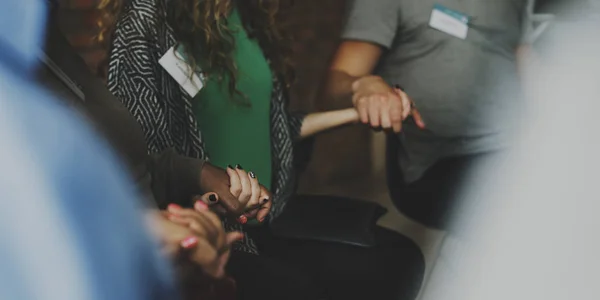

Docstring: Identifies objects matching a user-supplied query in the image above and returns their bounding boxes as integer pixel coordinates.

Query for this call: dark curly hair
[97,0,295,101]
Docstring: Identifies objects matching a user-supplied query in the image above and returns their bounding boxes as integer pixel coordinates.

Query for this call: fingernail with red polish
[195,201,208,211]
[168,204,182,210]
[237,215,248,224]
[180,236,198,249]
[233,233,245,242]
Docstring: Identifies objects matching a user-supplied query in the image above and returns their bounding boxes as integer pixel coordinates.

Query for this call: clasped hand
[148,196,243,279]
[199,163,272,223]
[352,75,426,132]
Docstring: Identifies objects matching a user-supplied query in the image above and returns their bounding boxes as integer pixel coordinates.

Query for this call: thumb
[393,88,411,120]
[393,88,426,129]
[411,106,426,129]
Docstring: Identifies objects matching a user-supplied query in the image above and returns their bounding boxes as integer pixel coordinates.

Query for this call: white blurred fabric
[420,5,600,300]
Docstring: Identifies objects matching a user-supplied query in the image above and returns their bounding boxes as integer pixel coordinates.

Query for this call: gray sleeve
[341,0,401,49]
[520,0,535,44]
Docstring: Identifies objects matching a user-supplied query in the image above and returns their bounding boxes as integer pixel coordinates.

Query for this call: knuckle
[230,186,242,195]
[206,248,218,261]
[229,202,241,213]
[240,190,252,199]
[189,220,200,228]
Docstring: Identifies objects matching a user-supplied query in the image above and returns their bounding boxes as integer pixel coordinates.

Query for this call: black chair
[270,194,388,247]
[267,193,426,300]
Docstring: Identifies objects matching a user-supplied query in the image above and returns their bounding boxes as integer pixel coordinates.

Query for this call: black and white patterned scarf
[107,0,306,254]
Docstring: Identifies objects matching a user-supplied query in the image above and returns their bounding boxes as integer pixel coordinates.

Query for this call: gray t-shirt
[342,0,532,182]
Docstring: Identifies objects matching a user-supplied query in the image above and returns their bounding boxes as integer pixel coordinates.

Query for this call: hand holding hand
[160,199,243,278]
[199,163,251,217]
[224,165,271,223]
[198,163,272,223]
[352,75,425,132]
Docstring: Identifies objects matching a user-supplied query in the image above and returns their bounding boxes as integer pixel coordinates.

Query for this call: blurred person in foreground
[419,1,600,299]
[0,1,175,299]
[326,0,534,230]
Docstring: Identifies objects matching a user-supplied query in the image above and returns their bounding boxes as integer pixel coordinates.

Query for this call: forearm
[323,41,384,108]
[324,69,390,110]
[324,69,360,106]
[299,108,359,139]
[149,149,205,208]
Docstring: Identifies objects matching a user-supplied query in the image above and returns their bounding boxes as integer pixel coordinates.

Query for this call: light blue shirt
[0,1,177,299]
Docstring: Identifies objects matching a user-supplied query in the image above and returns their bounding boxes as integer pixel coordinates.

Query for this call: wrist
[351,75,379,93]
[340,108,360,124]
[198,161,215,193]
[351,76,365,93]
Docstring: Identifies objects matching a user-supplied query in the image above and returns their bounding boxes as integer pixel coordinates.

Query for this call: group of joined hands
[148,75,427,279]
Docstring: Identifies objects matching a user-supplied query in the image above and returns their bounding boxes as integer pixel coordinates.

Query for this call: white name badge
[159,46,205,97]
[429,4,470,40]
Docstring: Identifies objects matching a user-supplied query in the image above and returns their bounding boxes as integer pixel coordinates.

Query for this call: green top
[193,8,273,189]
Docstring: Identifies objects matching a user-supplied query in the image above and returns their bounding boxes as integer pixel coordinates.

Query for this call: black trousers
[226,226,425,300]
[389,152,497,230]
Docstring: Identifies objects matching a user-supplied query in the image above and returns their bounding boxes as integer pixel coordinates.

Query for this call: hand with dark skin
[199,163,271,223]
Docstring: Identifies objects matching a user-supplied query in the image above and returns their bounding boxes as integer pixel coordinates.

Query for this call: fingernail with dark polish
[262,198,269,204]
[209,194,218,203]
[249,171,256,178]
[394,84,405,91]
[227,165,234,169]
[235,164,243,170]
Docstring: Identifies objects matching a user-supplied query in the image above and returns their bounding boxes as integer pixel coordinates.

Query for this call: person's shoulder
[115,0,166,38]
[0,71,104,165]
